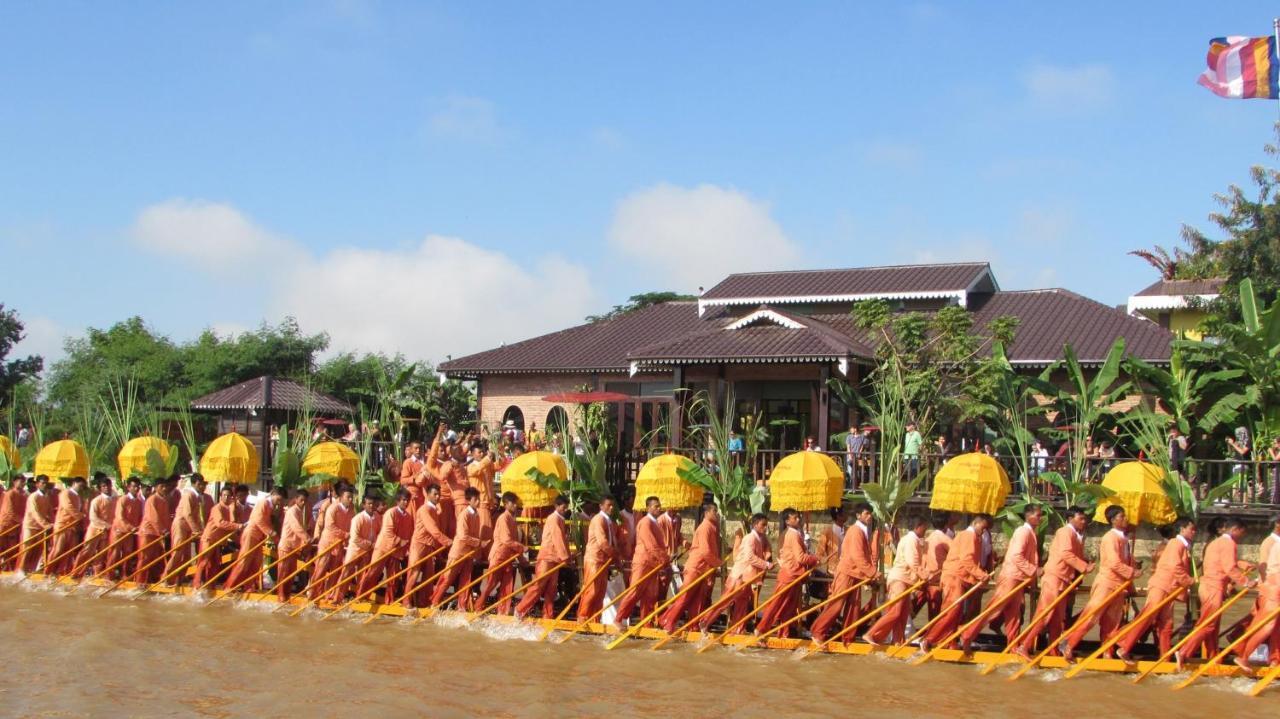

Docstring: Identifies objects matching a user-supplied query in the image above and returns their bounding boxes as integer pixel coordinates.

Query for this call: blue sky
[3,2,1279,367]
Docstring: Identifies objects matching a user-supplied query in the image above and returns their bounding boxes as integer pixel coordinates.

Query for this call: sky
[3,2,1280,369]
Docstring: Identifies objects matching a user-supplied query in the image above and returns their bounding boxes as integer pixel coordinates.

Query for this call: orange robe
[866,532,927,643]
[400,456,427,512]
[133,493,172,582]
[193,503,239,588]
[163,488,207,584]
[357,505,415,602]
[922,527,989,646]
[963,523,1039,645]
[223,498,277,590]
[920,528,952,617]
[307,501,353,599]
[479,510,526,614]
[330,510,379,601]
[72,492,115,577]
[1065,529,1138,651]
[1118,535,1193,656]
[0,485,28,566]
[426,436,467,537]
[811,521,876,643]
[816,524,843,575]
[47,488,86,574]
[656,512,682,598]
[1019,525,1089,653]
[756,526,819,636]
[276,503,310,600]
[466,455,497,548]
[403,500,451,607]
[701,529,770,631]
[577,510,619,620]
[1238,532,1280,662]
[1181,533,1251,657]
[106,492,144,578]
[659,516,721,631]
[431,506,482,608]
[611,514,669,624]
[515,510,571,619]
[18,490,53,573]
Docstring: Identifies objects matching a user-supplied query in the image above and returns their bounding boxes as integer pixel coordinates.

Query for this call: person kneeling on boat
[515,495,572,619]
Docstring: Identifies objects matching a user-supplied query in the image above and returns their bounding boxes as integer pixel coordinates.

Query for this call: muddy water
[0,581,1268,719]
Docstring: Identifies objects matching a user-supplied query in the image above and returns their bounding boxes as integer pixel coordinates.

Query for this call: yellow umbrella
[34,439,90,481]
[928,452,1011,515]
[0,435,19,470]
[302,441,360,481]
[1092,461,1177,526]
[200,432,260,484]
[117,436,173,480]
[501,451,565,509]
[632,454,704,510]
[767,451,844,512]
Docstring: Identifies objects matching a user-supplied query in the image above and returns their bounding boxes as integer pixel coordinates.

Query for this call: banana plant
[1038,338,1130,488]
[676,389,754,523]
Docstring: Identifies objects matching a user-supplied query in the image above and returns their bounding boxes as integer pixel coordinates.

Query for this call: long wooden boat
[0,569,1267,689]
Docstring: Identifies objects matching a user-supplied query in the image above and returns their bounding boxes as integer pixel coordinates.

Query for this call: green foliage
[985,341,1057,487]
[678,389,754,523]
[1038,339,1130,488]
[1038,471,1113,516]
[1124,348,1244,437]
[844,349,920,528]
[0,304,43,409]
[526,466,602,512]
[585,292,697,323]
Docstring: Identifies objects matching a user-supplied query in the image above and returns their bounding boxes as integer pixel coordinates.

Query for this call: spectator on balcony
[904,423,923,479]
[804,436,821,452]
[341,423,360,443]
[1168,427,1188,477]
[934,434,952,462]
[1269,437,1280,505]
[1227,427,1251,476]
[1031,440,1049,485]
[846,424,866,489]
[15,423,29,448]
[1097,440,1117,473]
[727,429,744,461]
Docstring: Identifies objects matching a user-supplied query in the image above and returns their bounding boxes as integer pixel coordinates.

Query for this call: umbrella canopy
[1092,461,1178,526]
[500,451,565,509]
[540,391,632,404]
[34,439,90,481]
[928,452,1011,515]
[302,441,360,481]
[767,451,844,512]
[632,454,704,510]
[0,435,19,470]
[117,436,173,480]
[200,432,260,484]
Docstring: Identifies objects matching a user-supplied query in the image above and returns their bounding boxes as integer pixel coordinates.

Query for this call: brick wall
[478,374,599,433]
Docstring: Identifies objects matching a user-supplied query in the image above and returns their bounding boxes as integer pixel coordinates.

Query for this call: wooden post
[816,365,830,449]
[670,365,685,448]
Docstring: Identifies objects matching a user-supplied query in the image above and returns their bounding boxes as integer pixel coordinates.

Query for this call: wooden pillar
[671,365,686,448]
[816,365,830,449]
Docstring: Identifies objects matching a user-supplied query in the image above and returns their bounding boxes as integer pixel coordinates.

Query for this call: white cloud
[11,314,76,367]
[130,199,305,278]
[607,183,800,292]
[425,95,503,144]
[1023,63,1114,111]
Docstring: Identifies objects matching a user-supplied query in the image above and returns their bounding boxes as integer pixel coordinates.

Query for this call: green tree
[585,291,697,323]
[0,305,43,410]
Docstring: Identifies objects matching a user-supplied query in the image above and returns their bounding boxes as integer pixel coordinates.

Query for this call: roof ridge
[711,261,989,280]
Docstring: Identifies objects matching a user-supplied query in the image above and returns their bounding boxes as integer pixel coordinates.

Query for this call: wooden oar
[1007,581,1132,681]
[648,556,752,651]
[0,528,48,564]
[67,531,135,578]
[605,563,721,650]
[464,558,566,625]
[101,535,196,597]
[800,578,927,659]
[286,547,371,616]
[977,573,1085,675]
[738,577,874,651]
[359,545,451,624]
[558,556,674,644]
[395,550,476,619]
[151,534,234,594]
[537,559,612,641]
[83,535,167,592]
[200,537,276,602]
[1131,584,1251,684]
[697,565,820,654]
[1248,659,1280,697]
[324,548,445,620]
[407,551,481,625]
[269,539,343,601]
[5,527,58,568]
[444,554,520,618]
[913,577,1033,665]
[1172,604,1280,691]
[23,529,91,579]
[1063,586,1186,678]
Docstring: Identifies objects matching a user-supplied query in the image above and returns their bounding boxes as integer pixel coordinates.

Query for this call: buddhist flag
[1198,35,1279,99]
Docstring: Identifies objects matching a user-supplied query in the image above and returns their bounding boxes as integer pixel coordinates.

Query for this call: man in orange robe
[699,513,770,632]
[193,486,242,589]
[919,513,956,618]
[478,491,527,615]
[660,502,722,632]
[18,475,53,573]
[403,483,451,608]
[307,486,354,599]
[275,489,310,601]
[1015,507,1092,658]
[431,487,483,608]
[223,487,283,590]
[71,476,115,577]
[577,497,620,620]
[755,507,819,637]
[358,489,415,602]
[106,477,144,579]
[426,423,468,538]
[47,476,88,575]
[0,476,29,568]
[234,484,252,525]
[133,480,173,582]
[865,514,929,645]
[1176,517,1255,669]
[330,494,379,602]
[515,495,572,619]
[1063,505,1142,661]
[1116,517,1196,660]
[611,496,669,629]
[162,475,208,585]
[401,442,428,513]
[1235,514,1280,669]
[617,492,637,577]
[466,443,497,549]
[814,506,847,598]
[961,505,1042,651]
[656,508,683,599]
[811,503,878,644]
[921,514,991,651]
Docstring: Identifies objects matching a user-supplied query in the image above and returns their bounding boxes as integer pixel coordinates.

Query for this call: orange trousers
[1116,585,1177,656]
[430,557,475,608]
[1179,583,1227,658]
[961,577,1026,646]
[923,577,971,647]
[477,561,518,614]
[1064,585,1127,653]
[575,560,611,620]
[514,559,561,618]
[659,563,716,632]
[754,567,807,637]
[809,574,866,643]
[71,531,109,578]
[612,561,662,624]
[865,580,914,644]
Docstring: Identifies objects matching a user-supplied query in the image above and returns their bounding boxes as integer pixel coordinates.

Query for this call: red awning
[541,391,633,404]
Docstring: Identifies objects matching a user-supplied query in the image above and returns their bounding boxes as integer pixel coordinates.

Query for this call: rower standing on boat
[810,502,877,644]
[222,487,282,591]
[1015,507,1092,659]
[72,475,115,577]
[48,476,87,575]
[657,507,682,599]
[755,508,819,638]
[1234,514,1280,671]
[426,423,467,538]
[1116,517,1196,661]
[1176,517,1255,670]
[478,492,528,615]
[357,489,414,603]
[401,442,427,513]
[611,496,668,629]
[920,513,991,652]
[1062,506,1140,662]
[920,513,955,619]
[515,495,572,619]
[194,486,242,589]
[307,485,354,599]
[163,474,207,584]
[18,475,52,573]
[403,483,450,608]
[701,513,771,632]
[432,487,483,608]
[331,495,379,602]
[659,501,721,632]
[960,505,1041,652]
[0,476,28,567]
[275,489,310,600]
[864,514,927,646]
[577,496,618,620]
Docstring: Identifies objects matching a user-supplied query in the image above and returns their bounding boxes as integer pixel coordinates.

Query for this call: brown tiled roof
[627,307,874,363]
[1133,278,1225,297]
[700,262,992,302]
[972,289,1172,364]
[438,302,708,375]
[191,376,354,414]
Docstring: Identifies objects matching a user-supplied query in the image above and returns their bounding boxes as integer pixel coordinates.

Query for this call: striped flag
[1198,35,1279,99]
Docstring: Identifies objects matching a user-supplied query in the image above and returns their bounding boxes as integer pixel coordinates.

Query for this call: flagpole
[1274,18,1279,120]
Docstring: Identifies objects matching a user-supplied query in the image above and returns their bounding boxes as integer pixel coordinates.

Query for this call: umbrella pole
[1007,581,1132,681]
[912,577,1033,665]
[1132,585,1251,684]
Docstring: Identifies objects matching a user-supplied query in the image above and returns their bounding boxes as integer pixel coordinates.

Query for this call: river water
[0,580,1269,718]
